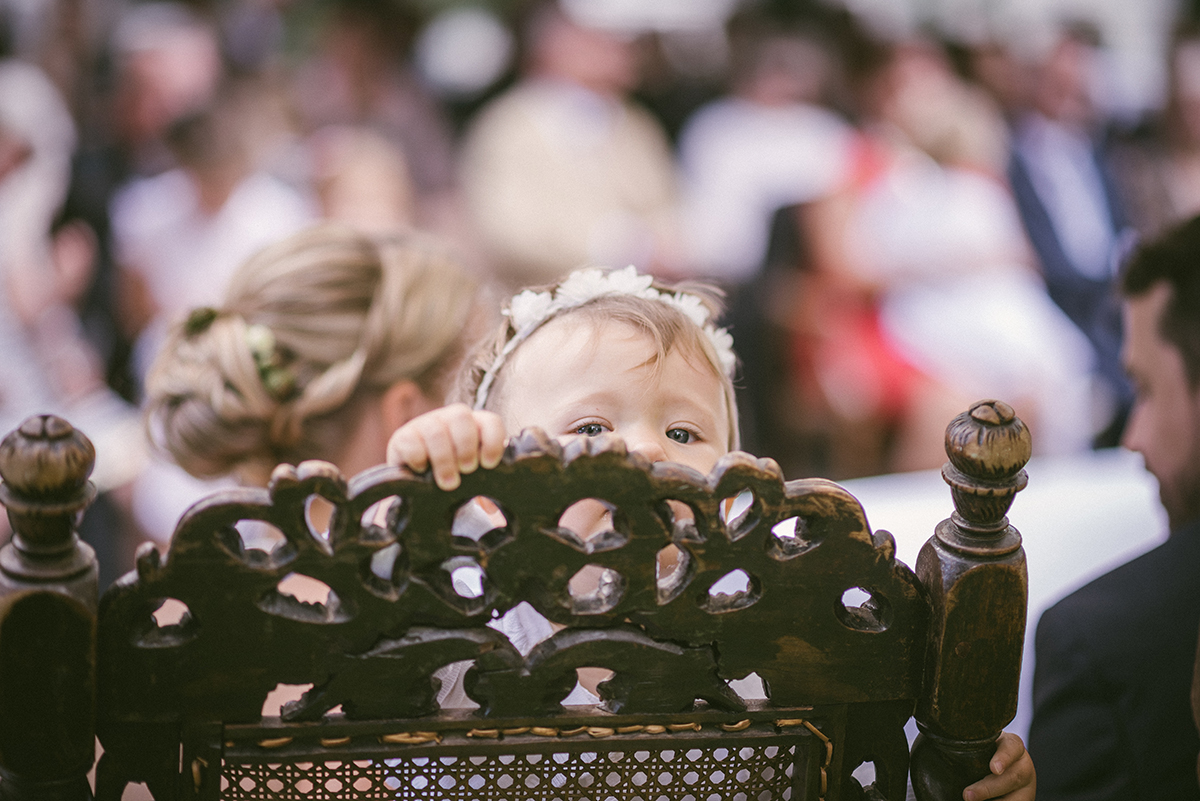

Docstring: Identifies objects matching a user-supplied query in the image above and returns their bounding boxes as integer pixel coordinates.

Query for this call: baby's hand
[385,403,507,490]
[963,731,1035,801]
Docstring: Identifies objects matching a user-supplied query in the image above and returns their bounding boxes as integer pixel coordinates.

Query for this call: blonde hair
[456,277,741,451]
[146,223,483,479]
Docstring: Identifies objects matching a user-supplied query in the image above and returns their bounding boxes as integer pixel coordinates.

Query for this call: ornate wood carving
[0,415,99,800]
[0,400,1029,801]
[911,400,1030,799]
[95,429,933,799]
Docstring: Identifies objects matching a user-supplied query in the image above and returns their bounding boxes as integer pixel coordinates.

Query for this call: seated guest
[1030,213,1200,799]
[1007,23,1133,444]
[458,0,682,290]
[141,223,487,524]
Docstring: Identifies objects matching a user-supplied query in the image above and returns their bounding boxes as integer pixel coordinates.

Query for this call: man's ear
[379,380,439,436]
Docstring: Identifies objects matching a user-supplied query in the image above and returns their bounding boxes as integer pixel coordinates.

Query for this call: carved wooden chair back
[0,402,1031,801]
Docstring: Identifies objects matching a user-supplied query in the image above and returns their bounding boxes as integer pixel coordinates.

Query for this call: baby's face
[494,315,730,475]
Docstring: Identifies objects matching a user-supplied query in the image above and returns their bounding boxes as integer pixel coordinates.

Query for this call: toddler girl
[387,265,736,493]
[387,266,1034,801]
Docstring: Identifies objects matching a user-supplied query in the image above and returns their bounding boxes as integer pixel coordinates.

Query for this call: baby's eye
[666,428,695,444]
[575,422,607,437]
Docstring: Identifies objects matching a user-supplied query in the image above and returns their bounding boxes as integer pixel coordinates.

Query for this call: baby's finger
[419,421,468,491]
[963,763,1035,801]
[477,412,507,469]
[386,426,429,473]
[963,733,1035,801]
[445,409,485,476]
[989,731,1027,776]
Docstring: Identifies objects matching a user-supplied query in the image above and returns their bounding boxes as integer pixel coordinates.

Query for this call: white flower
[669,292,709,328]
[245,323,275,358]
[554,268,606,306]
[477,265,738,409]
[507,289,555,333]
[604,265,654,296]
[708,326,737,376]
[555,266,653,307]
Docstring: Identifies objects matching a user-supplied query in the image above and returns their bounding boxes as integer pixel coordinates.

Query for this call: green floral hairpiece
[184,306,219,337]
[245,323,297,401]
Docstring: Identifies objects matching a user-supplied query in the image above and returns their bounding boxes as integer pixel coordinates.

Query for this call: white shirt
[678,97,852,281]
[111,168,316,379]
[112,168,317,323]
[1014,113,1117,281]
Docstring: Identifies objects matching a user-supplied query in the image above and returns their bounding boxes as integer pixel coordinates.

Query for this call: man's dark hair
[1122,213,1200,385]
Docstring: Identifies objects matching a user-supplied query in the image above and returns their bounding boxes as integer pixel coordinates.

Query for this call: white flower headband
[473,266,736,410]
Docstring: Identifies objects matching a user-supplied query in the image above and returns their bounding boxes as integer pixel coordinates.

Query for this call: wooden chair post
[0,415,99,800]
[911,400,1030,798]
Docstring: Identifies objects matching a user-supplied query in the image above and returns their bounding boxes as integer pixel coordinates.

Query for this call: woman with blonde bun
[138,223,486,717]
[143,222,487,497]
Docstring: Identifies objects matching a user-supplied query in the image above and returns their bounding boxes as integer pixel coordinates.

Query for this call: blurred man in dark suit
[1008,24,1133,445]
[1030,213,1200,799]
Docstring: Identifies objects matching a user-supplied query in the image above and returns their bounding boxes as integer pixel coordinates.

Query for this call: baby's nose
[627,435,668,463]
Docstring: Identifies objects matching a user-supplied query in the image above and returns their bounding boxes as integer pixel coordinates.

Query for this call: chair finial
[912,400,1030,798]
[0,418,99,793]
[0,414,96,560]
[942,399,1031,534]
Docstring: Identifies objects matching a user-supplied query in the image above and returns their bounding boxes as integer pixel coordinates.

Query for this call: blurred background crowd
[1,0,1198,581]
